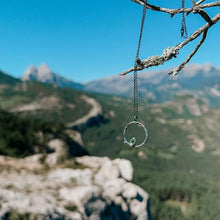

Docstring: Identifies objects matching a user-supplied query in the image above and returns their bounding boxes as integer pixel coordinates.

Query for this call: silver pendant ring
[123,121,149,148]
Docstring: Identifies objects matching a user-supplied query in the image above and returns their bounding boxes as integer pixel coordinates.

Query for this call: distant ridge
[6,62,220,107]
[22,64,83,90]
[83,63,220,106]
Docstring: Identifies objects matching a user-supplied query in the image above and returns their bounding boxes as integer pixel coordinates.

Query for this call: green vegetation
[1,71,220,220]
[0,109,65,157]
[0,108,88,159]
[0,81,91,124]
[0,70,20,85]
[64,204,78,212]
[4,209,37,220]
[80,93,220,220]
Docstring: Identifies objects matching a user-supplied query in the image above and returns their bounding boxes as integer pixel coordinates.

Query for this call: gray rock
[113,158,133,181]
[76,156,110,171]
[0,156,149,220]
[48,168,93,185]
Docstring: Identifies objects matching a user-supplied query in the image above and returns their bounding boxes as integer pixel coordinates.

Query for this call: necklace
[123,1,149,148]
[181,0,188,38]
[123,0,188,148]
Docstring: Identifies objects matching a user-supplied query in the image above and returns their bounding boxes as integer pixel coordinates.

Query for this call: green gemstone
[129,137,136,147]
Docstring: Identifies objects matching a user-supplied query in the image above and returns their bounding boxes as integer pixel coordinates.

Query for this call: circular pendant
[123,121,149,148]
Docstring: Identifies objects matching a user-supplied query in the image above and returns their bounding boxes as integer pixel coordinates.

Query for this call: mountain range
[21,63,220,106]
[84,63,220,105]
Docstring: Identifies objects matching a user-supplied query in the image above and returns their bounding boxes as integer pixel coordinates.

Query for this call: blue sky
[0,0,219,82]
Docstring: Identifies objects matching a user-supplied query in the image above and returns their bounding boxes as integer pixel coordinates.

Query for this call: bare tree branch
[197,0,206,5]
[132,0,220,16]
[119,12,220,76]
[192,6,214,24]
[119,47,179,76]
[187,0,207,15]
[169,30,208,79]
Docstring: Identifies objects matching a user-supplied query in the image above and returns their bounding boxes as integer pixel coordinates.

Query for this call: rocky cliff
[0,155,150,220]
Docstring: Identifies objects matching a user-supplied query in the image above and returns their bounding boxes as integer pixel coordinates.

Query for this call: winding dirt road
[67,95,102,128]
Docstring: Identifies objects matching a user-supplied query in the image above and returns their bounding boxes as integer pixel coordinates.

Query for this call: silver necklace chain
[133,0,187,121]
[181,0,188,38]
[123,1,149,148]
[133,1,147,121]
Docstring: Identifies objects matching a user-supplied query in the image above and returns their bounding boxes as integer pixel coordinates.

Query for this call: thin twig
[197,0,206,5]
[191,0,196,6]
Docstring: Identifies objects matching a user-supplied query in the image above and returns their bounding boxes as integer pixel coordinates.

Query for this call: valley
[1,65,220,219]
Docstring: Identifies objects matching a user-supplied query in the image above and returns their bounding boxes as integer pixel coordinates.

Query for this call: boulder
[0,155,150,220]
[113,158,133,181]
[76,156,110,170]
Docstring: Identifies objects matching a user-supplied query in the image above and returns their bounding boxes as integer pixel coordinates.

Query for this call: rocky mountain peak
[22,64,53,82]
[26,64,37,73]
[21,64,83,90]
[37,64,53,82]
[38,63,50,72]
[22,65,38,81]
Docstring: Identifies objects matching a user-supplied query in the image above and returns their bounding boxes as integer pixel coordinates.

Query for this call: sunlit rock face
[22,64,55,83]
[0,156,150,220]
[22,65,38,81]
